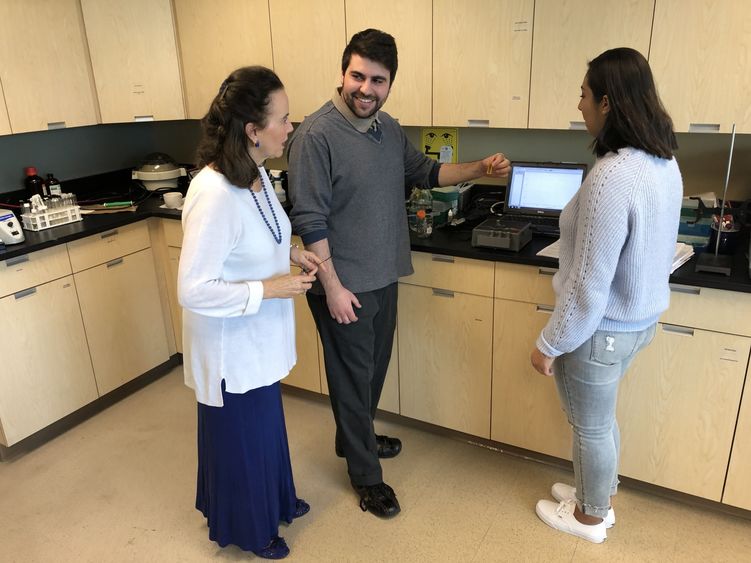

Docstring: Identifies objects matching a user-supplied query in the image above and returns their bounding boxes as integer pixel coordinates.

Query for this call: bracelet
[290,243,300,249]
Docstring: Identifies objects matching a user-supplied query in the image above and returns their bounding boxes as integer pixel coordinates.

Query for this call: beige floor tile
[1,367,750,563]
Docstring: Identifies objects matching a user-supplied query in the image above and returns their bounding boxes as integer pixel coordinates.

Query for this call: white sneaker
[551,483,615,528]
[535,499,607,544]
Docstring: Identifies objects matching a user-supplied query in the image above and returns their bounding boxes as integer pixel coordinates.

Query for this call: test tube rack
[21,204,82,231]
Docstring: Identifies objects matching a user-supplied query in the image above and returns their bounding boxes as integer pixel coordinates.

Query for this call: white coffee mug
[163,192,183,209]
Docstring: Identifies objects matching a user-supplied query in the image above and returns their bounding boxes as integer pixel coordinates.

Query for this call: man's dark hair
[196,66,284,188]
[341,28,398,83]
[587,47,677,159]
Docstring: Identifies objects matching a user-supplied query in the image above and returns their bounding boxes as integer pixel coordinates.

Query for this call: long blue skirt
[196,381,297,552]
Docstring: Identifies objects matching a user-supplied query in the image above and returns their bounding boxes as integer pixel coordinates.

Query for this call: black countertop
[3,199,750,294]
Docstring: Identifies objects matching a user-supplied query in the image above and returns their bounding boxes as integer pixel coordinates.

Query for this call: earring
[254,140,260,148]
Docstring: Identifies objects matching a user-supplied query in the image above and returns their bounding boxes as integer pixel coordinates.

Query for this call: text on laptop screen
[506,165,585,214]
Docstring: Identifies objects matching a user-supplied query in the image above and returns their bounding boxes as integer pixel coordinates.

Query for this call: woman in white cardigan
[178,66,322,560]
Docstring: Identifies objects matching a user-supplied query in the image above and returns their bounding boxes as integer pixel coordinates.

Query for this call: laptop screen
[505,162,587,217]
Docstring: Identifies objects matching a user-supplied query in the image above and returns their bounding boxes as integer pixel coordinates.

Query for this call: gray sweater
[288,100,439,294]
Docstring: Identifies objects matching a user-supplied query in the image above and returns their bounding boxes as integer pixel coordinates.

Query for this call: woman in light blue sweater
[531,48,682,543]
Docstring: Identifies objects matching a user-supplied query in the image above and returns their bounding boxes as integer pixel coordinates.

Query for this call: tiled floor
[1,367,750,562]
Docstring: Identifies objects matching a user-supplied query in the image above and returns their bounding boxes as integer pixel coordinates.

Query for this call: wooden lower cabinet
[724,368,751,510]
[618,324,749,501]
[398,283,492,437]
[284,294,321,393]
[0,276,98,446]
[74,248,170,395]
[166,245,182,353]
[491,298,572,459]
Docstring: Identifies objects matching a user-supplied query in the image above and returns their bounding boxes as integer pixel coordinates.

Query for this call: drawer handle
[538,267,557,276]
[14,287,37,300]
[661,324,694,337]
[47,121,66,130]
[688,123,720,133]
[535,304,554,313]
[569,121,586,130]
[432,288,455,298]
[106,257,124,268]
[100,230,119,239]
[6,255,30,267]
[467,119,490,127]
[431,254,455,263]
[134,115,155,122]
[669,284,700,295]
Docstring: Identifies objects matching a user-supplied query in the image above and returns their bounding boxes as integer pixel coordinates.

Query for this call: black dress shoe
[335,435,403,458]
[252,536,290,559]
[354,482,401,518]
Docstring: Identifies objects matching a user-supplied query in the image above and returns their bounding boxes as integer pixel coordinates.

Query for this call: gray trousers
[306,283,398,487]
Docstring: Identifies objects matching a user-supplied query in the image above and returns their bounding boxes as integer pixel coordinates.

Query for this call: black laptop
[499,162,588,235]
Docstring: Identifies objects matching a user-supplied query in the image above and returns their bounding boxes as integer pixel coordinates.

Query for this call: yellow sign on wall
[421,128,458,163]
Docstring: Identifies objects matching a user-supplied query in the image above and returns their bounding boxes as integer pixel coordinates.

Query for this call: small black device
[472,217,532,251]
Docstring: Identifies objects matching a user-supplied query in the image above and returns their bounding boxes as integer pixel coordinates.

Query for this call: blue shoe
[294,498,310,519]
[252,536,289,559]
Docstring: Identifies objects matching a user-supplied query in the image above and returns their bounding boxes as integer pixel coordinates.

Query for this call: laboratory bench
[2,205,751,517]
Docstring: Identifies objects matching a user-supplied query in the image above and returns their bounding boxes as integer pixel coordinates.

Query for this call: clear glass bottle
[408,186,433,236]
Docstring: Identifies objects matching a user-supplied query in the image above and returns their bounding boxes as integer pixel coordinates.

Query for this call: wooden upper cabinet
[80,0,185,123]
[174,0,273,119]
[0,84,10,136]
[269,0,346,123]
[529,0,654,130]
[650,0,751,133]
[0,0,98,133]
[433,0,533,128]
[345,0,432,126]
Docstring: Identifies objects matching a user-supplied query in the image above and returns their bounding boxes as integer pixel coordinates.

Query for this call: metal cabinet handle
[688,123,720,133]
[569,121,586,130]
[431,254,455,263]
[535,304,554,313]
[467,119,489,127]
[100,230,119,239]
[47,121,66,130]
[14,287,37,300]
[661,324,694,336]
[6,255,30,267]
[432,288,455,298]
[106,257,124,268]
[538,267,557,276]
[669,284,700,295]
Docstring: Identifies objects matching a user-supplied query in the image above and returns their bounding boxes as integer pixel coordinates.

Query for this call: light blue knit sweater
[536,147,683,357]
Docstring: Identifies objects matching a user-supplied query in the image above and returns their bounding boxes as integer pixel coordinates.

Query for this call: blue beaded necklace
[250,173,282,244]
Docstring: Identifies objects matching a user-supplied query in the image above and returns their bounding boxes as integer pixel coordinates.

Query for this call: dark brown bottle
[24,167,47,198]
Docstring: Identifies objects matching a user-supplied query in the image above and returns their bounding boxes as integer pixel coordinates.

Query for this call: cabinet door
[650,0,751,133]
[0,82,12,135]
[166,246,182,354]
[529,0,654,130]
[433,0,533,128]
[319,328,400,414]
[0,0,98,133]
[0,277,97,446]
[75,248,170,395]
[618,324,749,500]
[284,294,321,393]
[492,299,572,459]
[269,0,345,123]
[398,283,492,437]
[174,0,273,119]
[80,0,185,123]
[724,366,751,510]
[345,0,432,126]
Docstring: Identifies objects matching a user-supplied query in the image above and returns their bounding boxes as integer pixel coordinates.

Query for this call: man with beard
[288,28,510,518]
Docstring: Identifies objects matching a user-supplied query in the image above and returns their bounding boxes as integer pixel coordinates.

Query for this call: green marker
[103,201,133,208]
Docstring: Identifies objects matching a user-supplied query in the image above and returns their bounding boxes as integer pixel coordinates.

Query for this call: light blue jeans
[553,324,657,518]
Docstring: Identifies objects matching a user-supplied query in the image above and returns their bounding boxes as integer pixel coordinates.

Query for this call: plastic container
[408,187,433,235]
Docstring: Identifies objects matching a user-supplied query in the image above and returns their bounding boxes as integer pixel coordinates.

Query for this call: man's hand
[530,348,555,376]
[482,153,511,178]
[326,284,362,324]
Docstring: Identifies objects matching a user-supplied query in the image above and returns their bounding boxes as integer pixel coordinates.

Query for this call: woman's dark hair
[587,47,677,159]
[196,66,283,188]
[341,29,398,83]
